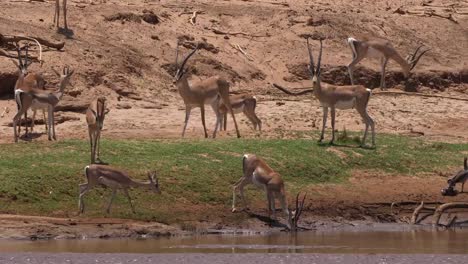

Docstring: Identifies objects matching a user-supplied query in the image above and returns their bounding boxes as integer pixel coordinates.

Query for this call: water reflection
[1,229,468,254]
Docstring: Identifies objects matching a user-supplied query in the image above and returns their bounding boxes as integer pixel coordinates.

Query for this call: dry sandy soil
[0,0,467,238]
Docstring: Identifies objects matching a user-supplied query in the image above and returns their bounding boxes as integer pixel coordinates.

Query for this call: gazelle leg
[462,182,465,193]
[223,112,227,131]
[50,106,56,140]
[232,177,249,212]
[31,110,36,132]
[278,194,289,216]
[357,106,375,147]
[106,189,117,214]
[330,107,336,144]
[123,189,135,213]
[63,0,68,29]
[43,109,48,132]
[96,130,102,162]
[200,104,208,138]
[13,111,23,143]
[78,183,89,213]
[55,0,60,28]
[211,100,221,138]
[347,55,365,85]
[380,57,388,90]
[182,107,192,138]
[89,130,95,164]
[319,107,328,143]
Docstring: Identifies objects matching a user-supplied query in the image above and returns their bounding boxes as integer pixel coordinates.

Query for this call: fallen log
[0,34,65,50]
[432,202,468,227]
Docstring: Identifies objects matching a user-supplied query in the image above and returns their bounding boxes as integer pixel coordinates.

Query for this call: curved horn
[306,38,315,77]
[21,37,43,66]
[316,39,323,76]
[409,48,430,71]
[175,45,199,78]
[175,40,180,69]
[25,44,29,69]
[409,45,424,61]
[14,43,24,69]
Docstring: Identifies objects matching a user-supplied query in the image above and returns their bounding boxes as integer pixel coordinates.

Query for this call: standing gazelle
[218,94,261,132]
[232,154,290,220]
[79,164,161,214]
[13,66,73,142]
[347,37,429,89]
[274,39,375,147]
[86,97,110,164]
[173,41,240,138]
[12,43,46,137]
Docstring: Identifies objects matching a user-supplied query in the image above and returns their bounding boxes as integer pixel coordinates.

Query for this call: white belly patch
[335,99,356,110]
[367,47,383,59]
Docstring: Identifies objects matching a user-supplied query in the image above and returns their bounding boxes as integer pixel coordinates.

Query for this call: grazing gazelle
[347,37,429,89]
[86,97,110,164]
[218,94,262,132]
[274,39,375,147]
[13,66,73,142]
[232,154,290,220]
[173,41,240,138]
[446,157,468,193]
[79,164,161,214]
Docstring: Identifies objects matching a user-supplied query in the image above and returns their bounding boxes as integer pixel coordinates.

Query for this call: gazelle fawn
[86,97,110,164]
[217,94,262,132]
[232,154,289,220]
[79,164,161,214]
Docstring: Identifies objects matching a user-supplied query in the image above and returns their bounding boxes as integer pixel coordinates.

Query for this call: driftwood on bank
[0,34,65,50]
[211,28,270,38]
[410,201,436,224]
[432,202,468,227]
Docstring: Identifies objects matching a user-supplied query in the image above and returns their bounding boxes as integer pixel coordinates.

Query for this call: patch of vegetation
[0,135,466,223]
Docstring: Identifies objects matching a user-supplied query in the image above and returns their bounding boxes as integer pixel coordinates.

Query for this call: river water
[1,228,467,254]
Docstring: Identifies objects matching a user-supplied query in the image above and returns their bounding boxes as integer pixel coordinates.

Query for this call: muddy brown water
[1,229,468,254]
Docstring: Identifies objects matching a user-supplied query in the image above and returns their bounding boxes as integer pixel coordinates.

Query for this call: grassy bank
[0,134,466,224]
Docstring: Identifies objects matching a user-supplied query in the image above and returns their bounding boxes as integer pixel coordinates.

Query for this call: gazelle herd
[10,30,465,230]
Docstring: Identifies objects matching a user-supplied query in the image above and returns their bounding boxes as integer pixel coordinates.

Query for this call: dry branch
[432,202,468,226]
[0,34,65,50]
[0,107,10,118]
[411,201,436,224]
[230,43,254,61]
[211,28,269,38]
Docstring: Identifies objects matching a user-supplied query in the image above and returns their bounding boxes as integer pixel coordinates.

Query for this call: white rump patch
[366,88,372,93]
[243,154,250,159]
[335,99,356,110]
[347,37,357,43]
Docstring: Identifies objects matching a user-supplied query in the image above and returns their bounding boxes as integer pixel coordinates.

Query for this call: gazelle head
[53,65,74,88]
[306,38,323,89]
[11,43,32,76]
[174,40,199,83]
[148,171,161,194]
[404,45,430,77]
[447,157,468,187]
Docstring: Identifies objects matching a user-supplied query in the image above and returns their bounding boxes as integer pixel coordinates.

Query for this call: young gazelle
[79,164,161,214]
[217,94,262,132]
[275,39,375,147]
[174,41,240,138]
[13,66,73,142]
[86,97,110,164]
[232,154,290,220]
[347,37,429,89]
